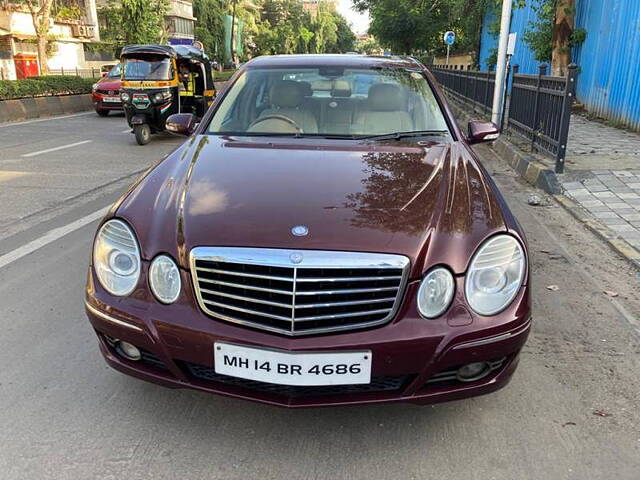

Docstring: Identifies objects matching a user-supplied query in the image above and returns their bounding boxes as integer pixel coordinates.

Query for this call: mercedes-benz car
[85,55,531,408]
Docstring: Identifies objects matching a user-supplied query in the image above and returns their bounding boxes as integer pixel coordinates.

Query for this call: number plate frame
[214,342,372,386]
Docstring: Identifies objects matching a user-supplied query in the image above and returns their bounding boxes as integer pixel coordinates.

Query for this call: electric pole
[491,0,513,125]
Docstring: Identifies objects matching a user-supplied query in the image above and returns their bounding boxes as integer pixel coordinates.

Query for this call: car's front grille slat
[191,248,409,336]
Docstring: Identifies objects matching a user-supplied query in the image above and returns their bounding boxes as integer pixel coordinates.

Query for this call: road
[0,112,639,480]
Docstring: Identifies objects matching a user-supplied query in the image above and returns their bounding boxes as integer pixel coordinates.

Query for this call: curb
[554,194,640,269]
[0,94,93,124]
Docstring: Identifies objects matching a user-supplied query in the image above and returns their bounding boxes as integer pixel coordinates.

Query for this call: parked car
[92,64,122,116]
[85,54,531,408]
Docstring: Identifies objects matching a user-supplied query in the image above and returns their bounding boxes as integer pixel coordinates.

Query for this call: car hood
[96,78,121,90]
[116,135,507,276]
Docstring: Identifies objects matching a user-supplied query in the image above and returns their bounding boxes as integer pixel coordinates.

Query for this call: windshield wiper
[358,130,449,141]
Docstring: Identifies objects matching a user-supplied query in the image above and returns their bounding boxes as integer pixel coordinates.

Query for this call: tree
[522,0,585,75]
[193,0,226,61]
[330,14,356,53]
[310,2,338,53]
[21,0,55,74]
[98,0,169,52]
[551,0,574,75]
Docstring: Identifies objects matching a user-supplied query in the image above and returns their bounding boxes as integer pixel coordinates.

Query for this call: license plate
[103,96,120,103]
[214,342,372,386]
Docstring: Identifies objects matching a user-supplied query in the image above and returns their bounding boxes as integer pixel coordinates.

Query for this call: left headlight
[149,255,181,304]
[120,91,130,102]
[465,235,525,316]
[152,90,172,103]
[93,219,141,296]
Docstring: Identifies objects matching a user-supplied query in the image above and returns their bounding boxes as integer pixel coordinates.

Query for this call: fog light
[116,341,141,361]
[456,362,490,382]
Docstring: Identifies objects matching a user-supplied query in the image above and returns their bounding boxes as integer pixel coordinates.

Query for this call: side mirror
[468,121,500,144]
[166,113,196,136]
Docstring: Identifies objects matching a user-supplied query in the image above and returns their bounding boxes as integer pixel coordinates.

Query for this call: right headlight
[465,235,525,316]
[417,267,455,318]
[93,219,141,296]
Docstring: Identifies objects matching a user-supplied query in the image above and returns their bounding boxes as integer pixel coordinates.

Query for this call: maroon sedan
[92,64,122,116]
[85,55,531,408]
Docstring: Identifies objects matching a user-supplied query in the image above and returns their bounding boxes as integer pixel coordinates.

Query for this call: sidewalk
[560,115,640,251]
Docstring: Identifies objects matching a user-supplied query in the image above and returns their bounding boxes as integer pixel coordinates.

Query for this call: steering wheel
[248,114,303,134]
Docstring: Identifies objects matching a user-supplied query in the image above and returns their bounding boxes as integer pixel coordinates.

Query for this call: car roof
[244,54,422,70]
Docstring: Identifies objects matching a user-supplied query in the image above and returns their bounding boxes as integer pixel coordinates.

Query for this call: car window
[107,64,121,78]
[207,67,449,137]
[122,57,173,81]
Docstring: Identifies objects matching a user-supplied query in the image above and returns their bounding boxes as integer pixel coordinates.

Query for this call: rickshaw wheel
[134,124,151,145]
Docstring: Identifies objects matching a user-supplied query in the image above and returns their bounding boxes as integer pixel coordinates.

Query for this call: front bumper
[85,267,531,408]
[93,93,123,110]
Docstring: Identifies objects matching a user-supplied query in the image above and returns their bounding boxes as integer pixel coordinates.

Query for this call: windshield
[107,64,121,78]
[122,56,173,81]
[208,67,449,137]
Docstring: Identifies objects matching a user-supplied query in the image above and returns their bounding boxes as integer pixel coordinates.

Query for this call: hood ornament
[291,225,309,237]
[289,253,304,264]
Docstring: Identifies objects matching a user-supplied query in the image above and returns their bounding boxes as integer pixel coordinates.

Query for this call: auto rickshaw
[120,44,215,145]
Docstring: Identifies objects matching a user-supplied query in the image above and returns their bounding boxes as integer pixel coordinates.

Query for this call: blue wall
[479,0,640,130]
[573,0,640,130]
[478,1,542,74]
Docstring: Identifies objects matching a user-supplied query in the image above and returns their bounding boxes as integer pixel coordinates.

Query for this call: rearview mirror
[166,113,196,136]
[468,121,500,144]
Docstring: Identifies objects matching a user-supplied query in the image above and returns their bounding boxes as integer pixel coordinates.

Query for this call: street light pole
[491,0,513,125]
[230,0,238,67]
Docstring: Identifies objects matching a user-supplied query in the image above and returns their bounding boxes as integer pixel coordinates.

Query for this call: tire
[134,124,151,145]
[96,109,109,117]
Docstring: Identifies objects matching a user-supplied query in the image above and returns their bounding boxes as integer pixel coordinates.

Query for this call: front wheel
[133,124,151,145]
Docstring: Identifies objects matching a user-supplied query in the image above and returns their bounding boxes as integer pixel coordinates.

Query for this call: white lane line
[0,206,108,270]
[21,140,93,158]
[0,111,94,128]
[121,128,132,133]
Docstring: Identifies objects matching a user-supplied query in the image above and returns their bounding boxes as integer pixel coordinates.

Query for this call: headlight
[152,90,171,103]
[120,91,130,102]
[149,255,181,304]
[465,235,525,316]
[93,219,141,296]
[417,267,455,318]
[92,83,98,92]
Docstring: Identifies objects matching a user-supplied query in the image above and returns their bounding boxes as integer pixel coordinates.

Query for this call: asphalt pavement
[0,112,639,480]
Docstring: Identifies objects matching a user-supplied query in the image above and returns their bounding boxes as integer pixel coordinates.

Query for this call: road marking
[21,140,93,158]
[0,111,94,128]
[122,128,132,133]
[0,206,108,270]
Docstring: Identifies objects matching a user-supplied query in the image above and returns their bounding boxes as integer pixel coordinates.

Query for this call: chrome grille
[190,247,410,336]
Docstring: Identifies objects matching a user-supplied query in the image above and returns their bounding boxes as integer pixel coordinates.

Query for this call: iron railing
[429,63,577,173]
[429,67,496,115]
[48,68,104,78]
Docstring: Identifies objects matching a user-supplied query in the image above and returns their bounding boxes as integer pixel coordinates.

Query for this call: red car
[92,64,122,116]
[85,55,531,408]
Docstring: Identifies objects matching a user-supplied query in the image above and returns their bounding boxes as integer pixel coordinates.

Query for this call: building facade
[0,0,100,80]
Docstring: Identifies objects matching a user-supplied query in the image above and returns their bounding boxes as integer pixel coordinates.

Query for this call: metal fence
[48,68,104,79]
[429,63,577,173]
[430,67,496,115]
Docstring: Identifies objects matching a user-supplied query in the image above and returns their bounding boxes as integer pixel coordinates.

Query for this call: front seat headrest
[270,81,304,108]
[331,80,352,98]
[367,83,407,111]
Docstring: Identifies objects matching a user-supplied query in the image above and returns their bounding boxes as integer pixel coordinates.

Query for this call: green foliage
[251,0,355,56]
[0,75,94,100]
[97,0,169,50]
[522,0,586,63]
[353,0,502,56]
[193,0,227,61]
